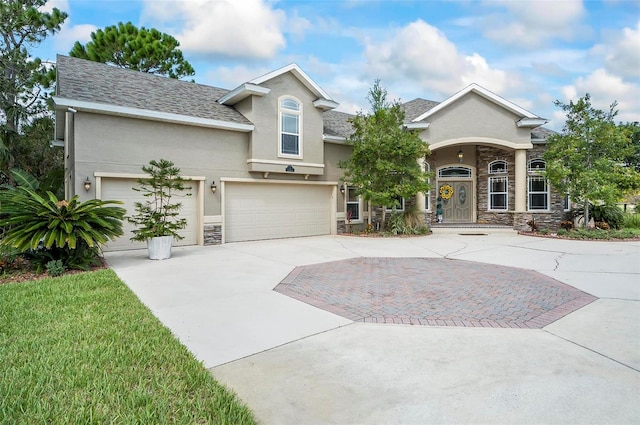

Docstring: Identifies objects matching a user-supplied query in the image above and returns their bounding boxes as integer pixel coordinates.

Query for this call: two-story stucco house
[53,55,563,250]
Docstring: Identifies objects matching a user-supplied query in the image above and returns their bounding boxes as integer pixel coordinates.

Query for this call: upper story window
[489,160,507,174]
[279,97,302,158]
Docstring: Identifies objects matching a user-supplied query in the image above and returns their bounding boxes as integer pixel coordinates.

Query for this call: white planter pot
[147,236,173,260]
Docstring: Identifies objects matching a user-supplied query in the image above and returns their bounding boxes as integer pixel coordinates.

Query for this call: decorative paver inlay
[275,257,597,329]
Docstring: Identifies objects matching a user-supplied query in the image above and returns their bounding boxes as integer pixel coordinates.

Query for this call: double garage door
[100,177,198,251]
[224,182,333,243]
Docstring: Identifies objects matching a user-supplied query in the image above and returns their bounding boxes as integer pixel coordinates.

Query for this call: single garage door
[225,182,333,243]
[100,177,198,251]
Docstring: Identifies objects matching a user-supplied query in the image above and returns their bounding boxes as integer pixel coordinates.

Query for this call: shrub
[45,259,66,277]
[0,187,125,270]
[560,220,573,230]
[557,228,569,236]
[526,218,539,232]
[595,221,610,230]
[623,213,640,229]
[573,203,624,229]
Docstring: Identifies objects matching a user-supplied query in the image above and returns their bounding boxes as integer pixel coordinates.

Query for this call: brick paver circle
[274,258,597,328]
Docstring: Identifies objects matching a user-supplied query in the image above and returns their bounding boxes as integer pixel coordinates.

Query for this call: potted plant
[127,159,191,260]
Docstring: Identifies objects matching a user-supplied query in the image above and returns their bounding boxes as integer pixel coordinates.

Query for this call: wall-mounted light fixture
[340,185,345,195]
[210,180,217,193]
[457,149,464,163]
[83,177,91,191]
[285,165,295,172]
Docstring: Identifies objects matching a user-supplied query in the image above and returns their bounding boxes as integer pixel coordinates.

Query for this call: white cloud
[52,23,97,53]
[561,68,640,123]
[142,0,286,59]
[39,0,68,14]
[363,19,510,98]
[479,0,587,48]
[590,21,640,80]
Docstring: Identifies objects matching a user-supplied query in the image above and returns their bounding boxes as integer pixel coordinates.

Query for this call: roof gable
[412,83,544,124]
[251,63,336,103]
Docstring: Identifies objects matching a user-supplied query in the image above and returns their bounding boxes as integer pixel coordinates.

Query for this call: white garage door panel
[101,178,198,251]
[225,183,332,243]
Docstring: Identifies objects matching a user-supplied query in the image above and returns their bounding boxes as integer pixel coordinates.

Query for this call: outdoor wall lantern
[285,165,295,172]
[457,149,464,163]
[83,177,91,191]
[210,180,217,193]
[340,185,345,196]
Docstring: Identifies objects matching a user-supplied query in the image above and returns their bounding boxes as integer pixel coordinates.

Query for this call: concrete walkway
[106,233,640,424]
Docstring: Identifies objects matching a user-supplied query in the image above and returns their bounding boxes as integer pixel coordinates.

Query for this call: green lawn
[0,269,255,425]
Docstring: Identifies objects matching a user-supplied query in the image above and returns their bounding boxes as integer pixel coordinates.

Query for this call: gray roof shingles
[57,55,555,141]
[55,55,252,125]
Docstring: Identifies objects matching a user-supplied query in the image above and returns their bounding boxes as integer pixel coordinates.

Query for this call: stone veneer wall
[203,224,222,245]
[476,146,515,226]
[513,145,565,231]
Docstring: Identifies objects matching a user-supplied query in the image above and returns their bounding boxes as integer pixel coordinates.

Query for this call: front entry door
[439,181,472,223]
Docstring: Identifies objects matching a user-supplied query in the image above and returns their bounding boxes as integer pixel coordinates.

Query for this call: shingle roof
[55,55,252,125]
[323,110,355,138]
[531,126,557,140]
[402,98,439,122]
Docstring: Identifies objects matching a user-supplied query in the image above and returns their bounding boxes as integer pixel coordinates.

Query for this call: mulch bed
[0,257,108,285]
[518,230,640,241]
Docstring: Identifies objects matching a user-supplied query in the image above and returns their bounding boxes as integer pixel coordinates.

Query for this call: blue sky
[38,0,640,130]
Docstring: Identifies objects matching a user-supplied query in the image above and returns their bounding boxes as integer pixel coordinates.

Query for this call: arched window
[489,160,507,174]
[279,97,302,157]
[528,159,545,172]
[438,166,472,178]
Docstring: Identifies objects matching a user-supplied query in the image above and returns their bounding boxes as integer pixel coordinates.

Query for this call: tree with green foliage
[339,80,431,229]
[69,21,195,79]
[620,121,640,173]
[0,0,67,184]
[543,94,640,227]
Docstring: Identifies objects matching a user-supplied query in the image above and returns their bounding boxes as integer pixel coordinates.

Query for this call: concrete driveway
[106,233,640,424]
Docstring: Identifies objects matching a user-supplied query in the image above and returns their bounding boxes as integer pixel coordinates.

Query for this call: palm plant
[0,187,125,269]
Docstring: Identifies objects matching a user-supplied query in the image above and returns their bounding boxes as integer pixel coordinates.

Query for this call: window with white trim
[563,195,571,211]
[527,159,549,210]
[279,97,301,157]
[489,160,507,174]
[424,161,431,211]
[346,186,361,222]
[489,176,508,210]
[386,195,405,212]
[488,160,508,210]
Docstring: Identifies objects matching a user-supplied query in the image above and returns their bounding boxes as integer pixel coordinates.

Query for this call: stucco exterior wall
[243,73,325,173]
[425,92,531,145]
[73,112,250,216]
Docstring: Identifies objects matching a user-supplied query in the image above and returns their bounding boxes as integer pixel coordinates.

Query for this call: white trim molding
[412,83,542,123]
[250,63,336,102]
[53,97,254,132]
[246,158,325,169]
[217,83,270,105]
[429,137,533,151]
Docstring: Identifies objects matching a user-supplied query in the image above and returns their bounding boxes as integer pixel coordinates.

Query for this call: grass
[623,213,640,229]
[0,269,255,425]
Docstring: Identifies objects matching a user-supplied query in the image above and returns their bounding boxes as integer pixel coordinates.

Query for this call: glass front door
[439,181,472,223]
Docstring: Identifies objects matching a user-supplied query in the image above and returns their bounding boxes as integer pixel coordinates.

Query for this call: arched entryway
[436,164,475,223]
